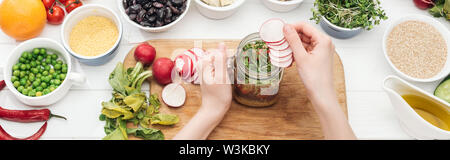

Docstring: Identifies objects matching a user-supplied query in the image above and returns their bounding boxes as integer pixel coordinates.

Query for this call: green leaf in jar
[150,114,179,125]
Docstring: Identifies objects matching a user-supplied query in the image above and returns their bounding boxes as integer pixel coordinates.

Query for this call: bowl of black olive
[118,0,190,32]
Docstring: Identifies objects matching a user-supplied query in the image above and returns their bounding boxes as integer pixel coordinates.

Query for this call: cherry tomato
[58,0,68,4]
[42,0,56,9]
[65,0,83,13]
[47,5,65,25]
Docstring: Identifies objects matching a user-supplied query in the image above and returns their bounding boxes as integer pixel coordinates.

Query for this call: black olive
[143,2,152,9]
[140,21,151,27]
[129,14,137,21]
[171,0,183,6]
[148,7,155,15]
[123,0,128,8]
[129,4,142,13]
[155,20,164,27]
[147,15,157,22]
[165,7,172,18]
[156,8,165,19]
[136,10,147,23]
[169,5,180,15]
[153,2,164,8]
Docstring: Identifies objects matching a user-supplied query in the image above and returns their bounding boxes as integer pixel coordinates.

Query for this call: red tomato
[65,0,83,13]
[47,5,65,25]
[42,0,56,9]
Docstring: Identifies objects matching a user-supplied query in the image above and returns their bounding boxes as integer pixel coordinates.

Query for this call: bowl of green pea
[3,38,86,106]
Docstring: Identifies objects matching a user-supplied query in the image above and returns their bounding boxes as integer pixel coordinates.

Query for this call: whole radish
[134,43,156,66]
[152,58,175,85]
[413,0,434,9]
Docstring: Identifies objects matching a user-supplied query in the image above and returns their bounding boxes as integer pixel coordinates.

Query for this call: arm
[283,22,356,140]
[173,43,232,140]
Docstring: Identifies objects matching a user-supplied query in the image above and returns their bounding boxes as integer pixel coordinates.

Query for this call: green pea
[17,86,24,92]
[26,64,31,70]
[51,54,58,60]
[32,48,40,55]
[45,58,51,64]
[31,68,38,74]
[30,61,37,67]
[13,70,20,76]
[40,48,46,55]
[19,71,26,78]
[11,76,18,82]
[36,61,41,65]
[26,80,31,86]
[40,82,47,88]
[44,65,50,71]
[36,86,43,92]
[54,64,62,70]
[35,78,41,84]
[56,60,63,64]
[51,60,57,66]
[36,92,43,97]
[42,71,49,76]
[13,64,20,71]
[28,90,36,97]
[49,86,56,92]
[27,52,33,60]
[52,73,58,79]
[19,79,26,86]
[54,79,61,85]
[21,52,28,58]
[22,89,29,95]
[49,69,55,74]
[43,89,50,95]
[62,67,68,73]
[20,64,27,70]
[32,81,40,87]
[37,55,43,61]
[13,81,20,87]
[19,57,26,63]
[59,74,66,80]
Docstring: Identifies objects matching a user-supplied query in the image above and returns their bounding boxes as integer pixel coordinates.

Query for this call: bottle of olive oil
[402,94,450,131]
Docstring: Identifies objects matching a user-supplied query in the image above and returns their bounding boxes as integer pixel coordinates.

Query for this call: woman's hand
[199,43,232,115]
[283,22,336,100]
[173,43,232,140]
[283,22,356,140]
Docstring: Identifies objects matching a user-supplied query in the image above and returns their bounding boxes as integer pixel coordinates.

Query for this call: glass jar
[232,33,284,107]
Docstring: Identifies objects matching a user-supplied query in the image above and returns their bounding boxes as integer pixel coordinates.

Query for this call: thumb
[283,24,307,62]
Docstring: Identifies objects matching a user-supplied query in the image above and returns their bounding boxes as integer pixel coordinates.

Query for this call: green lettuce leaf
[108,63,130,95]
[123,93,146,112]
[127,127,164,140]
[150,114,179,125]
[103,128,126,140]
[101,101,134,120]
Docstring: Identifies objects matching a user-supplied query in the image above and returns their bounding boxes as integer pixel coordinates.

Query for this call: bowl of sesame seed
[383,14,450,82]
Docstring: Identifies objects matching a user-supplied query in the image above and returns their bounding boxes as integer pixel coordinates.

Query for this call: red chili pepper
[0,106,66,123]
[0,122,47,140]
[0,80,5,91]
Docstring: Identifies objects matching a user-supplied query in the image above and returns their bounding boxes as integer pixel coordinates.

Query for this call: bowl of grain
[383,14,450,82]
[61,4,123,66]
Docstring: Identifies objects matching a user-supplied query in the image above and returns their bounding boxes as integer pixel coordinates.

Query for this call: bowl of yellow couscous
[61,4,123,66]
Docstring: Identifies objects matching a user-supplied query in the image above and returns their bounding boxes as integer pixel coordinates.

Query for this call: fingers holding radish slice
[260,18,286,43]
[270,57,293,68]
[162,83,186,107]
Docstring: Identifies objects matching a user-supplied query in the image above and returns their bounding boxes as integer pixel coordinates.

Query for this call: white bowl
[117,0,191,32]
[261,0,303,12]
[61,4,123,66]
[382,14,450,82]
[194,0,245,19]
[2,38,86,106]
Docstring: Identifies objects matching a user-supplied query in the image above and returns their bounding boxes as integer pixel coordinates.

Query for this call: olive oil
[402,94,450,131]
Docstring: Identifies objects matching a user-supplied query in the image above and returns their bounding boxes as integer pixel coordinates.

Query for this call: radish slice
[268,41,290,51]
[269,48,292,58]
[269,52,292,62]
[260,18,286,43]
[175,54,193,80]
[270,57,293,68]
[268,38,287,47]
[184,50,198,75]
[162,83,186,107]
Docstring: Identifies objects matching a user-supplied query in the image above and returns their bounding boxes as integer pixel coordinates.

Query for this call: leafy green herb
[311,0,388,30]
[150,114,180,125]
[100,62,179,140]
[127,127,164,140]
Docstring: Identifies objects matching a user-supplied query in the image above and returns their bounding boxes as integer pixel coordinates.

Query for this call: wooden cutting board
[123,39,347,140]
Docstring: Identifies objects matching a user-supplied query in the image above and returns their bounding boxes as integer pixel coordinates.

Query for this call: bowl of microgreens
[311,0,388,39]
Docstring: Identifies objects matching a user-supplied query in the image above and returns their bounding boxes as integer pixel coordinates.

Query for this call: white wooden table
[0,0,449,140]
